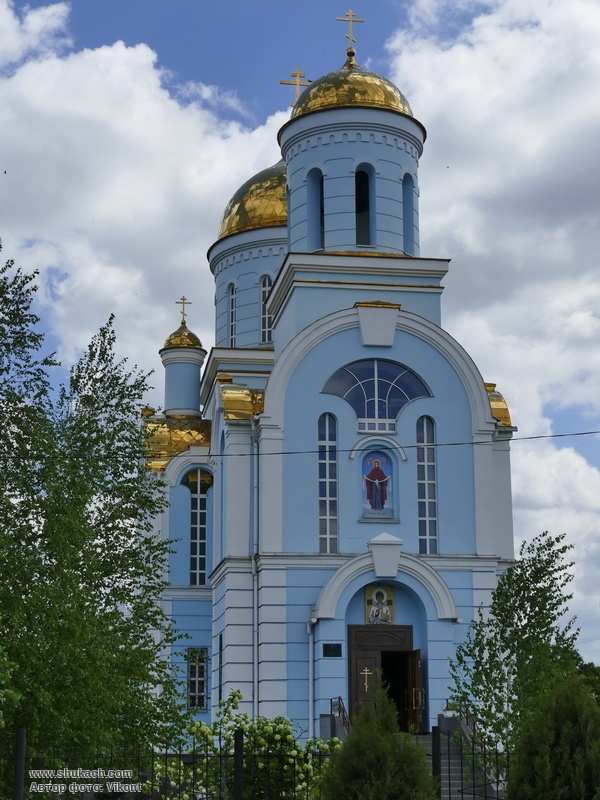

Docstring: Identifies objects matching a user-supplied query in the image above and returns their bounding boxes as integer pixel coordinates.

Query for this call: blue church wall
[210,232,286,348]
[277,326,477,556]
[163,361,202,413]
[268,255,448,352]
[280,108,423,255]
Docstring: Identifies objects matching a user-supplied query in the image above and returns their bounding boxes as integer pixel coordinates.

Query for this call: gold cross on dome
[337,9,364,48]
[360,666,373,692]
[176,295,191,322]
[280,68,311,106]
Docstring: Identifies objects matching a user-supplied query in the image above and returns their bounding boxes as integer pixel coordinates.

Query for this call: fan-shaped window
[260,275,273,344]
[323,359,430,433]
[318,413,338,553]
[182,468,214,585]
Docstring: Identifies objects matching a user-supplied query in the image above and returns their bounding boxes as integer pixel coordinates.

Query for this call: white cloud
[0,6,284,391]
[0,0,70,67]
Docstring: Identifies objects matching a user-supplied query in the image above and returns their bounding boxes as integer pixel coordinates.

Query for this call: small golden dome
[291,50,413,120]
[163,321,203,349]
[218,160,287,240]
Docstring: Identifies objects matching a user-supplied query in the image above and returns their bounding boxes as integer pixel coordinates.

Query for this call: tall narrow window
[182,468,213,585]
[417,416,438,554]
[318,413,338,554]
[228,284,237,347]
[307,168,324,250]
[355,168,371,245]
[186,648,207,710]
[402,173,415,255]
[260,275,273,343]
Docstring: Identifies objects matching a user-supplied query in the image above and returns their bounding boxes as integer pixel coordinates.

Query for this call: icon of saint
[364,459,389,510]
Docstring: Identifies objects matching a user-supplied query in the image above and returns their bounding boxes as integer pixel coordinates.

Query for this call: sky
[1,0,599,662]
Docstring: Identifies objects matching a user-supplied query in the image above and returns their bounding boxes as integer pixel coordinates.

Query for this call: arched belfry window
[402,173,415,255]
[260,275,273,344]
[356,164,375,246]
[228,284,237,347]
[182,468,214,585]
[318,413,338,553]
[307,168,324,250]
[323,359,430,433]
[417,416,438,554]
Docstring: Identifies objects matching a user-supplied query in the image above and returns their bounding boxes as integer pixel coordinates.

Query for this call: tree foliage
[506,672,600,800]
[322,673,437,800]
[449,531,579,760]
[0,248,186,752]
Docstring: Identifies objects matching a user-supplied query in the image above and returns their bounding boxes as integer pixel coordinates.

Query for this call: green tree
[449,531,579,764]
[0,248,186,753]
[506,672,600,800]
[322,673,437,800]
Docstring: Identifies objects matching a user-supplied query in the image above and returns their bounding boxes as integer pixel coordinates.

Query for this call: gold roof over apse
[145,414,211,472]
[485,383,513,427]
[218,160,287,240]
[291,48,413,120]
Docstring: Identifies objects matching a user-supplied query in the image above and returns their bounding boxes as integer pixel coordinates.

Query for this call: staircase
[417,731,500,799]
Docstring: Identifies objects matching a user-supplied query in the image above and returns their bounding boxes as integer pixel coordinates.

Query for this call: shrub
[322,673,437,800]
[506,672,600,800]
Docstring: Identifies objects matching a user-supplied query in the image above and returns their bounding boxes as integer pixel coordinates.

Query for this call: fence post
[13,728,26,800]
[431,725,441,799]
[233,728,244,800]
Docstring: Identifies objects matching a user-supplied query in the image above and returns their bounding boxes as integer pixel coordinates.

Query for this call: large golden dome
[291,49,413,120]
[218,160,287,240]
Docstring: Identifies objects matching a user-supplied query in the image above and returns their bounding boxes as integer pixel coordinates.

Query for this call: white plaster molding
[315,551,457,620]
[264,306,498,437]
[349,436,407,461]
[368,533,404,577]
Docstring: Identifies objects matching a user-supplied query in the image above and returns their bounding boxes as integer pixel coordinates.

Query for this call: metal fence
[1,728,331,800]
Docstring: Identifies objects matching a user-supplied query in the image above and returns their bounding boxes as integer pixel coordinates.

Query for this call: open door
[407,648,424,730]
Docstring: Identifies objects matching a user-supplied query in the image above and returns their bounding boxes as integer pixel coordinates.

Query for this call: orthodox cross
[279,68,311,106]
[360,666,373,692]
[336,9,364,48]
[176,295,191,323]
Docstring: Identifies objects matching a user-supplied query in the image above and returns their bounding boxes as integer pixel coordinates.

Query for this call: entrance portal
[348,625,425,731]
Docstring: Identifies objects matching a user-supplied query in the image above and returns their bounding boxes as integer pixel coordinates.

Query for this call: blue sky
[2,0,600,660]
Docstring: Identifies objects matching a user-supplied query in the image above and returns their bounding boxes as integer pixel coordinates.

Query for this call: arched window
[307,168,325,250]
[182,468,214,585]
[417,416,438,554]
[318,413,338,554]
[355,168,372,245]
[402,173,415,255]
[228,284,236,347]
[260,275,273,344]
[323,359,430,433]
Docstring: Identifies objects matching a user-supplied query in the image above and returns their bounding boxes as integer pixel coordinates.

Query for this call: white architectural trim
[315,551,457,620]
[264,306,498,437]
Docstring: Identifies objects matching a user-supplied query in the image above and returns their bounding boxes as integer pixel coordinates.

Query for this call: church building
[146,22,515,738]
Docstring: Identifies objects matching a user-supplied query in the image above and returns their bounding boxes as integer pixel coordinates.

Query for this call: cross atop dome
[336,9,364,53]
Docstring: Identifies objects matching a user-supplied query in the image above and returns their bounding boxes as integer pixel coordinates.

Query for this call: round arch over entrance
[314,551,457,621]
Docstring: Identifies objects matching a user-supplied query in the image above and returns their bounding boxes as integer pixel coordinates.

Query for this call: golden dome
[291,50,413,120]
[162,321,203,349]
[218,160,287,239]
